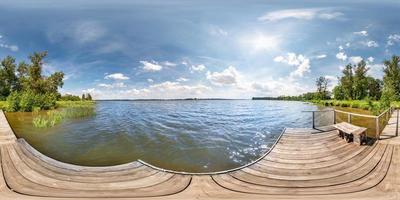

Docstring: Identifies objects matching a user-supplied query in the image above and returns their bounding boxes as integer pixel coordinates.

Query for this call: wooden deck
[0,110,399,200]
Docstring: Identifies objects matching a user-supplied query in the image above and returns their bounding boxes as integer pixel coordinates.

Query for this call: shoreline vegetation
[32,101,96,128]
[254,55,400,116]
[0,51,96,128]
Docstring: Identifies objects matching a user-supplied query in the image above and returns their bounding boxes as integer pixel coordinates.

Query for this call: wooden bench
[333,122,368,145]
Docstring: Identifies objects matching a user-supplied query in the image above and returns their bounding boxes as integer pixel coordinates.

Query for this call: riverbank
[311,100,400,115]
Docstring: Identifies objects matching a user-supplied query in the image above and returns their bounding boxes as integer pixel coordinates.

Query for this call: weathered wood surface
[0,110,399,200]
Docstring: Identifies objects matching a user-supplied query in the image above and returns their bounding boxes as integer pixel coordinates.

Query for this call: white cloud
[349,56,363,64]
[209,25,228,36]
[336,52,347,61]
[387,34,400,46]
[176,77,189,82]
[273,53,311,77]
[362,40,379,48]
[104,73,130,80]
[345,42,351,47]
[367,64,384,78]
[147,78,154,83]
[0,35,18,52]
[163,61,177,67]
[241,33,281,52]
[353,30,368,36]
[258,8,343,21]
[98,82,126,89]
[367,56,374,63]
[249,78,312,96]
[82,88,96,94]
[140,60,163,72]
[191,64,206,72]
[338,45,344,50]
[206,66,240,86]
[73,21,106,44]
[316,54,327,59]
[324,75,339,91]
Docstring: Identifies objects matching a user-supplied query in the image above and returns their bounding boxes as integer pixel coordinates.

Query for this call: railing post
[333,110,336,124]
[376,117,380,139]
[312,111,315,129]
[348,113,351,124]
[396,109,399,137]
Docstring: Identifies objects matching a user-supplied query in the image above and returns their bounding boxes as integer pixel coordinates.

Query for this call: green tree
[86,93,92,101]
[0,56,18,100]
[382,55,400,102]
[82,94,86,101]
[316,76,329,100]
[353,60,369,100]
[366,77,382,100]
[333,85,345,100]
[3,52,65,111]
[340,64,354,100]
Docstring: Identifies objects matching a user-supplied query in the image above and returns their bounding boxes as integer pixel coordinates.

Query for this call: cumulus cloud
[258,8,343,21]
[361,40,379,48]
[387,34,400,46]
[206,66,240,86]
[353,30,368,36]
[249,78,312,96]
[104,73,130,80]
[147,78,154,83]
[163,61,177,67]
[98,82,126,89]
[273,53,311,77]
[191,64,206,72]
[324,75,339,91]
[336,52,347,61]
[176,77,189,82]
[367,56,374,63]
[366,64,384,78]
[140,60,163,72]
[349,56,363,64]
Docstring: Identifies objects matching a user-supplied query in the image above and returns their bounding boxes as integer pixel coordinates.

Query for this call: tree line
[0,51,92,112]
[316,55,399,106]
[274,55,400,107]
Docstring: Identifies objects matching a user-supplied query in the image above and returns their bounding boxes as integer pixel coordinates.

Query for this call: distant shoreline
[95,97,295,101]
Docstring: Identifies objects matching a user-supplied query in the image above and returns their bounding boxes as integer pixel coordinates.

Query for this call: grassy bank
[32,101,96,128]
[312,100,400,115]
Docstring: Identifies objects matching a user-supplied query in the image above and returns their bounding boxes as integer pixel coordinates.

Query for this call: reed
[32,102,96,128]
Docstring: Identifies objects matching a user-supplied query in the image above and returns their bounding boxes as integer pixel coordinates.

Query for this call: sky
[0,0,400,99]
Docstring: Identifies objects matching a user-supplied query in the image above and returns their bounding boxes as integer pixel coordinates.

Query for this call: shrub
[19,90,35,112]
[6,91,20,112]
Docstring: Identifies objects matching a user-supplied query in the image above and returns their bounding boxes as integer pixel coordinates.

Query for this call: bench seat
[333,122,367,145]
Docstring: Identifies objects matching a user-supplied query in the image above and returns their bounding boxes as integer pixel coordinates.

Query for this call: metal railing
[306,107,398,139]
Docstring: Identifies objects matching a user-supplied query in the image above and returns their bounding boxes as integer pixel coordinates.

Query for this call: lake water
[6,100,323,173]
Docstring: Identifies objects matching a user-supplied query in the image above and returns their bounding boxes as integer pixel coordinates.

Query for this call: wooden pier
[0,110,399,200]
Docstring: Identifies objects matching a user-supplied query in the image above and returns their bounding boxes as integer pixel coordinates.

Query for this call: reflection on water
[6,100,319,173]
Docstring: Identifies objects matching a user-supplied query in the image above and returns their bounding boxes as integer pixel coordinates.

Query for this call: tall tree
[0,56,18,99]
[340,64,354,100]
[353,60,369,100]
[316,76,329,100]
[382,55,400,103]
[366,77,382,100]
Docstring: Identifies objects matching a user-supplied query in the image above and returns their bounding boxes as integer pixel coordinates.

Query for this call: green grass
[311,100,388,115]
[0,101,7,110]
[32,101,96,128]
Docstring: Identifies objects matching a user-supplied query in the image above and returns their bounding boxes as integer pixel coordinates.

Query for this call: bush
[6,91,20,112]
[19,90,35,112]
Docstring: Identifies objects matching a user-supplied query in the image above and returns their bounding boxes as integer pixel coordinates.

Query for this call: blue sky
[0,0,400,99]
